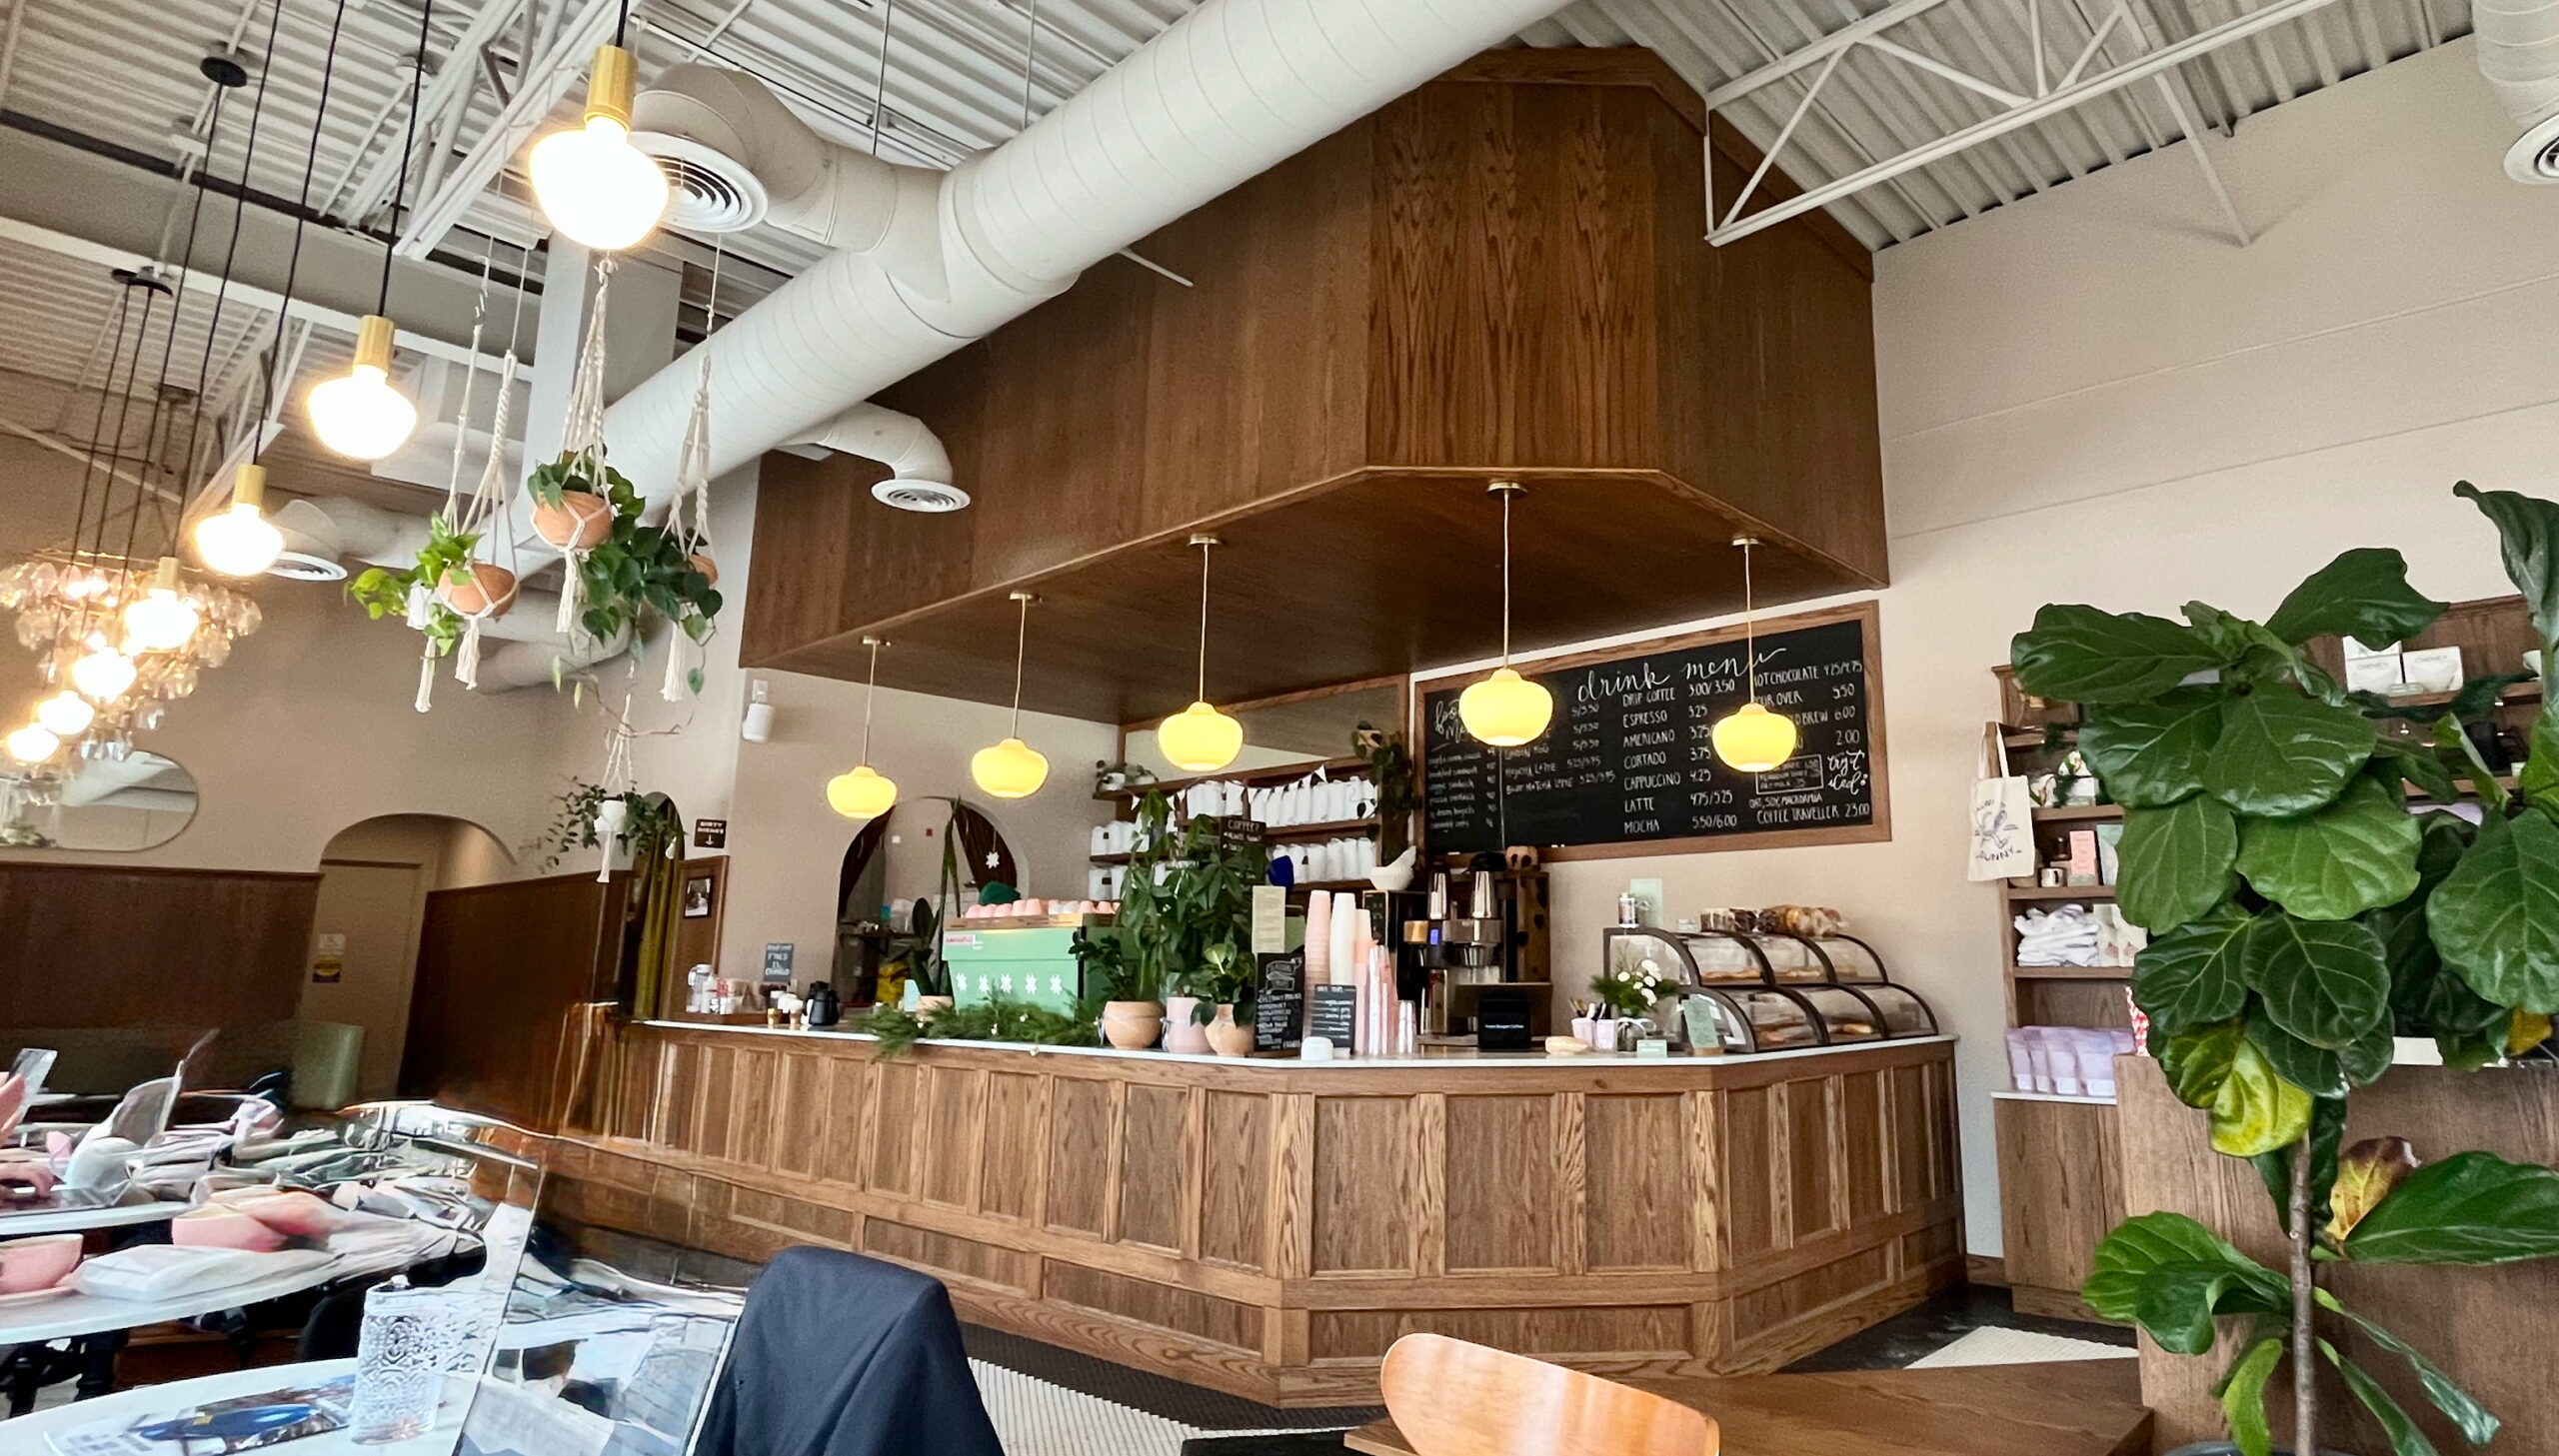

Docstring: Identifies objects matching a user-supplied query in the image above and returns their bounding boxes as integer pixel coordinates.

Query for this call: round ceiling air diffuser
[630,131,769,232]
[2507,114,2559,184]
[872,479,972,514]
[266,550,348,582]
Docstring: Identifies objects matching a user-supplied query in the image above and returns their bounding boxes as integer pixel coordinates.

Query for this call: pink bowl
[0,1233,82,1293]
[213,1189,346,1239]
[171,1205,289,1252]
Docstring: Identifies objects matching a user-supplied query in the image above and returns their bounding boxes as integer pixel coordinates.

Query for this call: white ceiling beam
[1704,0,2345,247]
[341,0,537,227]
[397,0,618,258]
[0,128,532,369]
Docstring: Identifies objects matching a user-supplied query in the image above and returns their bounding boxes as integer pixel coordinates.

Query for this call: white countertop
[641,1020,1954,1068]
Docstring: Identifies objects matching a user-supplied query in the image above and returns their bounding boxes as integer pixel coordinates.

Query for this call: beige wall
[1419,38,2559,1257]
[305,813,515,1096]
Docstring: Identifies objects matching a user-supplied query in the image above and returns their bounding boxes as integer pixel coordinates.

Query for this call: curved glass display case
[1601,925,1939,1053]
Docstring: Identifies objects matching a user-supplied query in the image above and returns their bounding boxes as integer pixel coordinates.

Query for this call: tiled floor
[959,1282,2136,1456]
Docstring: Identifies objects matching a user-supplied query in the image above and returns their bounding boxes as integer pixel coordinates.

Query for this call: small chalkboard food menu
[1420,604,1887,857]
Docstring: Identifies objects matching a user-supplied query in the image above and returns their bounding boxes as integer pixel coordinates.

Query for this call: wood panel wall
[0,861,318,1090]
[401,871,626,1130]
[569,1025,1961,1405]
[2120,1056,2559,1455]
[743,48,1884,720]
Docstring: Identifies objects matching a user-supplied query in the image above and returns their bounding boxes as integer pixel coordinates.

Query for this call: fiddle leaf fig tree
[2010,484,2559,1456]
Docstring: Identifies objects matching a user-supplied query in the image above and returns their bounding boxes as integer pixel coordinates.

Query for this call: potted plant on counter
[1192,942,1258,1057]
[1075,926,1161,1050]
[1118,791,1263,1055]
[2007,483,2559,1456]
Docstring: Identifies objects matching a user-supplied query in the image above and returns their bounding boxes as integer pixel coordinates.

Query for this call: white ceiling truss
[1701,0,2351,248]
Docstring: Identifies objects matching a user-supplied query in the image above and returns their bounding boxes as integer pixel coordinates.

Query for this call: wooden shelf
[2010,964,2134,979]
[2003,883,2116,900]
[1284,878,1376,895]
[2367,682,2541,710]
[1093,755,1368,802]
[1994,1089,2121,1106]
[2030,803,2122,822]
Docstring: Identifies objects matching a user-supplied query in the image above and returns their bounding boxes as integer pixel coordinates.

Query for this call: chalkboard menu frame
[1412,601,1891,860]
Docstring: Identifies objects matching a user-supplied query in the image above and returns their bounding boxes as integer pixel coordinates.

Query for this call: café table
[0,1198,185,1238]
[1342,1357,2151,1456]
[0,1356,472,1452]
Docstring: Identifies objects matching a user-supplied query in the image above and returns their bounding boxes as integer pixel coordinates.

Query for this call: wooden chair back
[1379,1333,1719,1456]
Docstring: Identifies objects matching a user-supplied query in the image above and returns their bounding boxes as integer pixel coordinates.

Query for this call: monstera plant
[2009,483,2559,1456]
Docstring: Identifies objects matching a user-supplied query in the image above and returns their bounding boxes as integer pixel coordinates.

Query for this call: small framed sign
[693,818,728,848]
[762,942,794,984]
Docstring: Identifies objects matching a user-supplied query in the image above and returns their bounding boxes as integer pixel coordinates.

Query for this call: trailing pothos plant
[533,778,683,870]
[346,514,480,658]
[2010,482,2559,1456]
[529,452,722,678]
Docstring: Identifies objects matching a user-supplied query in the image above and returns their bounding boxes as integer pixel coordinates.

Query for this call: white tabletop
[0,1230,467,1345]
[0,1357,470,1453]
[0,1200,184,1237]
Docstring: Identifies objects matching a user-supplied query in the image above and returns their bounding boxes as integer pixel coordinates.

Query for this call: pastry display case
[1601,924,1939,1053]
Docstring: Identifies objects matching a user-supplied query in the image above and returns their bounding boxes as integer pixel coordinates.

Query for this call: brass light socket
[152,556,182,592]
[232,463,268,510]
[352,314,396,374]
[585,44,638,129]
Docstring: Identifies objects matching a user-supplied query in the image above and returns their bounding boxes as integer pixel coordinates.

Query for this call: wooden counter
[563,1022,1962,1405]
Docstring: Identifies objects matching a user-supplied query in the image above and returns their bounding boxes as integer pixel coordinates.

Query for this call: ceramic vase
[531,491,613,550]
[1102,1000,1163,1050]
[1206,1005,1254,1057]
[1163,995,1212,1054]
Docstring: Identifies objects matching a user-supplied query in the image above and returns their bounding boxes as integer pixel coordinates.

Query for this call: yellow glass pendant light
[1157,535,1243,772]
[307,313,418,461]
[827,637,900,819]
[1709,536,1800,773]
[194,464,285,579]
[529,39,669,252]
[972,592,1051,798]
[1458,481,1554,747]
[122,557,201,653]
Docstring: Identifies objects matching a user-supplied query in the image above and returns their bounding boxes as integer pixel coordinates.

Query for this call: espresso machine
[1417,859,1550,1043]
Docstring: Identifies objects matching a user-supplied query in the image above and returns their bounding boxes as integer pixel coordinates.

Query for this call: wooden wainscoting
[566,1025,1961,1405]
[402,872,628,1130]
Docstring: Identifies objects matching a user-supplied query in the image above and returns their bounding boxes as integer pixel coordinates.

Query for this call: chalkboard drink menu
[1421,609,1882,855]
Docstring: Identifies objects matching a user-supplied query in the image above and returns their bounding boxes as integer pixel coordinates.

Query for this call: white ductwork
[603,0,1574,491]
[782,402,968,513]
[633,65,943,257]
[2476,0,2559,180]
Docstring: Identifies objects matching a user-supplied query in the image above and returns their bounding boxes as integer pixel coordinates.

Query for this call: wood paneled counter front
[567,1022,1961,1405]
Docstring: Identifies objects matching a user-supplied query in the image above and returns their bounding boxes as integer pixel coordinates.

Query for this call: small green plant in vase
[1588,961,1670,1035]
[346,515,484,657]
[2008,483,2559,1456]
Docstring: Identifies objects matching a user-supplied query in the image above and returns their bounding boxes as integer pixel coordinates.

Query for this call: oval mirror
[0,751,199,851]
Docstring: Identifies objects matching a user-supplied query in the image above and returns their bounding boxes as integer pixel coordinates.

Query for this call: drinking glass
[347,1281,460,1444]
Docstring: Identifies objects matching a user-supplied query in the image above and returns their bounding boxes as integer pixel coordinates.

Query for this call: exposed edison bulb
[71,645,137,703]
[123,558,200,652]
[826,763,898,819]
[1710,701,1799,773]
[530,46,668,251]
[1458,666,1553,747]
[194,464,284,577]
[5,723,58,764]
[33,691,93,737]
[308,315,418,461]
[971,736,1050,799]
[1157,701,1244,773]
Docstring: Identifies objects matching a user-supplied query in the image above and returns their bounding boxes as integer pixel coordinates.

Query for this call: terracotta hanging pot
[688,552,719,587]
[531,490,613,550]
[1101,1000,1163,1051]
[435,562,519,619]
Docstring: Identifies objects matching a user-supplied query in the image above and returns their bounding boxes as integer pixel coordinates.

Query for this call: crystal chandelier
[2,555,262,761]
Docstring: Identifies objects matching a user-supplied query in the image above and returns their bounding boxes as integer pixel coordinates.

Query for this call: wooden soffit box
[742,48,1885,724]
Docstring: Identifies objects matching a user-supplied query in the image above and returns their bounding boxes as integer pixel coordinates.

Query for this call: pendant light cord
[1010,596,1030,738]
[1500,489,1514,666]
[257,0,354,462]
[131,78,235,566]
[614,0,629,49]
[179,0,286,495]
[860,640,881,762]
[377,0,436,319]
[1742,539,1759,705]
[1195,540,1213,704]
[1019,0,1038,132]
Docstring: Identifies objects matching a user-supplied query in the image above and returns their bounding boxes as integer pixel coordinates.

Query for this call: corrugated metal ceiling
[0,0,2471,447]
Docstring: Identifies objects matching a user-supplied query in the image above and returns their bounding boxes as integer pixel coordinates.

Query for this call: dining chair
[1379,1332,1719,1456]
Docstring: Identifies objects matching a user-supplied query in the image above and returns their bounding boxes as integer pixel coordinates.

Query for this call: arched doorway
[829,798,1020,1006]
[309,813,512,1100]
